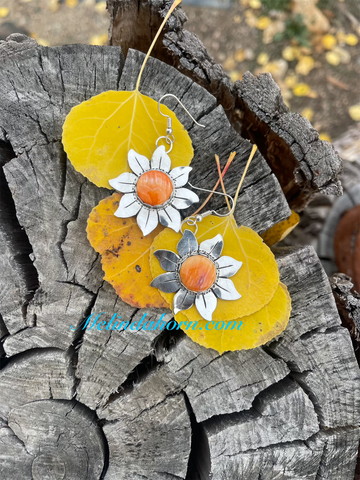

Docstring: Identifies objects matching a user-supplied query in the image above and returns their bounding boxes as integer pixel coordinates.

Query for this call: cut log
[0,33,359,479]
[107,0,342,210]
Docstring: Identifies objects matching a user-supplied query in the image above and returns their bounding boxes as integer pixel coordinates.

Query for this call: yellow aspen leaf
[245,12,258,27]
[87,192,169,309]
[295,56,315,76]
[62,90,193,188]
[349,105,360,122]
[333,46,351,64]
[293,83,311,96]
[229,71,242,82]
[319,133,332,142]
[257,52,269,66]
[284,73,299,88]
[322,34,337,50]
[282,46,301,62]
[223,57,236,70]
[261,211,300,246]
[337,31,346,43]
[150,214,280,322]
[176,282,291,353]
[234,49,246,62]
[345,34,358,46]
[65,0,78,6]
[95,1,107,12]
[90,33,108,46]
[326,51,340,66]
[301,107,314,122]
[233,15,242,23]
[0,7,9,17]
[249,0,261,8]
[257,16,271,30]
[37,38,50,47]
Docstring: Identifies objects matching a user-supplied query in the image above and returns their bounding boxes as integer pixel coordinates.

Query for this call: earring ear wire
[156,94,205,153]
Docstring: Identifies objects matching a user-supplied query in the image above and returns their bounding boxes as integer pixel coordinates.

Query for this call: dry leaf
[326,76,349,90]
[322,34,337,50]
[62,90,193,188]
[224,57,236,70]
[249,0,261,8]
[293,83,311,96]
[261,211,300,246]
[349,105,360,122]
[295,56,315,76]
[90,34,108,46]
[282,46,301,62]
[257,16,272,30]
[37,38,50,47]
[234,49,246,62]
[65,0,78,6]
[292,0,330,33]
[95,1,106,12]
[257,52,269,66]
[333,46,351,64]
[87,192,168,308]
[284,73,299,88]
[319,132,332,142]
[245,11,258,27]
[229,71,242,82]
[176,282,291,353]
[326,51,340,66]
[263,20,285,45]
[233,15,242,24]
[301,107,315,122]
[266,60,288,82]
[0,7,9,17]
[150,215,280,322]
[345,33,358,46]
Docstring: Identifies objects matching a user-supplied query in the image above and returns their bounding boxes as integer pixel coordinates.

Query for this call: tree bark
[0,33,359,479]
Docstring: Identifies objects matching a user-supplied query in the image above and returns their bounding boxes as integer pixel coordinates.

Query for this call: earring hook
[180,183,235,234]
[156,94,205,154]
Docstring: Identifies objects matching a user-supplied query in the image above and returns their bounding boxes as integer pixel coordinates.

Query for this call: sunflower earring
[151,189,243,321]
[108,94,204,236]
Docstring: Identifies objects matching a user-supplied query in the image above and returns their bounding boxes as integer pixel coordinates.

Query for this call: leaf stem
[233,145,257,206]
[135,0,182,91]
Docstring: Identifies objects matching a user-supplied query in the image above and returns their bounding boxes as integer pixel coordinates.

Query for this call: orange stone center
[179,255,217,293]
[136,171,173,206]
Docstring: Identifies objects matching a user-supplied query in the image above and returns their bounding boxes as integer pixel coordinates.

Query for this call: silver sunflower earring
[108,94,205,236]
[151,188,242,321]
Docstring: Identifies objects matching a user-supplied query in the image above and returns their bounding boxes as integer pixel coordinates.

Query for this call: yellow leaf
[65,0,78,6]
[261,211,300,246]
[295,56,315,76]
[337,31,346,43]
[229,71,242,82]
[62,90,193,188]
[0,7,9,17]
[37,38,50,47]
[257,16,271,30]
[284,73,299,88]
[223,57,236,70]
[333,46,351,64]
[233,14,242,23]
[150,215,280,322]
[95,1,106,12]
[301,107,314,122]
[87,192,169,309]
[249,0,261,8]
[257,52,269,66]
[345,33,358,46]
[293,83,311,96]
[282,46,301,62]
[319,133,332,142]
[90,33,108,46]
[349,105,360,122]
[245,12,258,27]
[176,283,291,353]
[234,49,246,62]
[322,34,337,50]
[326,51,340,66]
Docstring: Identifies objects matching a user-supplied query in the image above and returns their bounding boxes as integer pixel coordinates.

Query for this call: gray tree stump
[0,34,359,479]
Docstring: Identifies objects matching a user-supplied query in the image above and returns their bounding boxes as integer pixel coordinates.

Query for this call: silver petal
[199,234,224,260]
[150,145,171,172]
[173,288,196,314]
[212,278,241,300]
[170,166,192,187]
[128,149,150,176]
[158,205,181,232]
[172,188,199,210]
[108,172,137,193]
[151,272,181,293]
[177,229,198,257]
[137,207,158,236]
[195,290,217,321]
[114,193,141,218]
[153,250,180,272]
[216,256,243,278]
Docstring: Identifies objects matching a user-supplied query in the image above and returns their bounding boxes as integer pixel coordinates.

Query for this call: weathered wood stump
[0,33,359,479]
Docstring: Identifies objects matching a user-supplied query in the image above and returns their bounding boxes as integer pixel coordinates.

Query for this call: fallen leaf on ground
[295,56,315,75]
[293,83,311,96]
[234,49,246,62]
[345,33,358,46]
[224,57,236,70]
[349,105,360,121]
[261,211,300,246]
[292,0,330,33]
[333,46,351,64]
[257,52,269,66]
[326,51,340,66]
[301,107,314,122]
[95,1,107,12]
[266,60,288,81]
[249,0,261,8]
[326,76,350,90]
[322,34,337,50]
[284,73,299,88]
[319,132,332,142]
[65,0,78,7]
[90,34,108,46]
[263,20,285,44]
[87,192,168,308]
[0,7,9,17]
[257,16,272,30]
[282,46,301,62]
[233,15,242,23]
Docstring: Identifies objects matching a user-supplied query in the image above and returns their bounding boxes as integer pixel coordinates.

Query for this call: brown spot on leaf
[135,265,142,273]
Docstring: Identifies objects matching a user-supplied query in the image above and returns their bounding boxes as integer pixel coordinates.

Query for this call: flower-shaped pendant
[109,146,199,235]
[151,229,242,321]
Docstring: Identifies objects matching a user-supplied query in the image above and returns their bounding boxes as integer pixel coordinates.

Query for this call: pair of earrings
[109,95,242,321]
